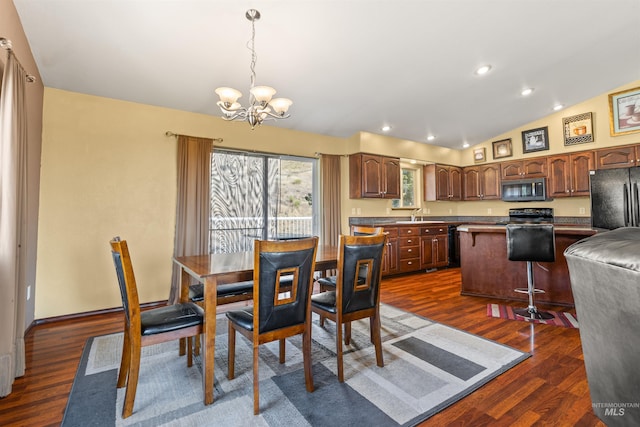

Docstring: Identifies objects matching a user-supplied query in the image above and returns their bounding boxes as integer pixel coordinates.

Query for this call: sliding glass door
[209,149,318,254]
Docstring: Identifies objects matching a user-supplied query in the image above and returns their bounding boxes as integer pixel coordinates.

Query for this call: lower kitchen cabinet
[421,226,449,269]
[381,227,399,276]
[398,226,421,273]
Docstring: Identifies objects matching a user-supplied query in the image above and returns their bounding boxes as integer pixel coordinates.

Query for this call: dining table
[173,244,338,405]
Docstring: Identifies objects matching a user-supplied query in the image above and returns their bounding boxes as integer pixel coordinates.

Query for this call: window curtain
[168,135,212,304]
[0,51,28,397]
[320,154,341,246]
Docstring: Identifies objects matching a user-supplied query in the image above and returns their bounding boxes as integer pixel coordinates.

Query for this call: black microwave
[501,178,547,202]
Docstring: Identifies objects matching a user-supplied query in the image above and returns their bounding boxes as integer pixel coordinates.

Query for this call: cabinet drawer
[399,236,419,247]
[422,226,447,235]
[399,246,419,258]
[399,227,420,236]
[399,258,421,273]
[382,227,398,238]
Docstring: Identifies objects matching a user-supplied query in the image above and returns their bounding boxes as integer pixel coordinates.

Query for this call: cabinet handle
[407,261,412,265]
[407,230,412,234]
[407,249,412,252]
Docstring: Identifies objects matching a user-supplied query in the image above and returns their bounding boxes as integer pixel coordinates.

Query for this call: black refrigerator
[590,167,640,229]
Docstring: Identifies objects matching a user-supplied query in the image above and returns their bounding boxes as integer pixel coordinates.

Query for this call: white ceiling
[13,0,640,150]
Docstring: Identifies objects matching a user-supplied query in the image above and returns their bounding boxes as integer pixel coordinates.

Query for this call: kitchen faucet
[411,208,421,222]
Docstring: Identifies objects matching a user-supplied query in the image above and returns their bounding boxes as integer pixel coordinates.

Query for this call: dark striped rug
[487,304,579,328]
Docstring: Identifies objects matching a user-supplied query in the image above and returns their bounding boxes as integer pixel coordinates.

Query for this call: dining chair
[226,236,318,415]
[319,225,384,291]
[317,225,385,330]
[311,233,386,382]
[110,237,204,418]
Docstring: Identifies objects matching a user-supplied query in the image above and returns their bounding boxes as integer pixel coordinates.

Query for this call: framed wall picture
[608,86,640,136]
[492,138,512,159]
[473,147,486,163]
[521,127,549,153]
[563,112,594,145]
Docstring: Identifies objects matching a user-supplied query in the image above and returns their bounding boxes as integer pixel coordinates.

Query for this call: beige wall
[36,80,639,318]
[35,89,344,318]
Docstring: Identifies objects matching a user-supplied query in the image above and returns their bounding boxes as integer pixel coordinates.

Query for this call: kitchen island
[458,224,596,307]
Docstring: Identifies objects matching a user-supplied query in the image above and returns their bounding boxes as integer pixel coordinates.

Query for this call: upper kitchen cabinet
[424,164,462,201]
[349,153,401,199]
[595,144,640,170]
[547,151,594,198]
[462,164,501,201]
[500,158,547,180]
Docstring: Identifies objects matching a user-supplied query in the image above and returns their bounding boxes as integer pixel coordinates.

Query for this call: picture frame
[473,147,486,163]
[492,138,512,159]
[521,127,549,153]
[608,86,640,136]
[563,112,594,145]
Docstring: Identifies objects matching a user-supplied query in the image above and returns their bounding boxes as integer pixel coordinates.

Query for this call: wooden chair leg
[279,339,286,364]
[344,322,351,345]
[336,319,344,382]
[187,336,193,367]
[227,322,236,380]
[253,343,260,415]
[117,328,131,388]
[371,313,384,368]
[303,329,314,392]
[179,337,186,356]
[122,345,141,418]
[319,314,325,327]
[194,333,201,356]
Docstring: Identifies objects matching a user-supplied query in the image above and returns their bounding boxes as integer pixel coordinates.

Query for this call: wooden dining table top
[174,244,339,281]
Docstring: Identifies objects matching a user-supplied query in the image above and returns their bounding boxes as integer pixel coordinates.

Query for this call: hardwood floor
[0,268,604,426]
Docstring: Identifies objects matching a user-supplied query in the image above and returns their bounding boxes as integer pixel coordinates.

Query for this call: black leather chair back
[506,224,556,262]
[339,235,386,314]
[255,237,318,334]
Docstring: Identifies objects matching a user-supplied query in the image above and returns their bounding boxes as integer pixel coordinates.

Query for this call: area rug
[487,304,579,328]
[62,304,529,427]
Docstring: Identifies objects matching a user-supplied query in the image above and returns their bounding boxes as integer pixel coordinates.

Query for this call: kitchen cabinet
[500,158,547,180]
[547,152,594,198]
[381,227,399,276]
[595,144,640,170]
[349,153,401,199]
[398,226,421,273]
[424,164,462,201]
[420,226,448,269]
[462,164,501,200]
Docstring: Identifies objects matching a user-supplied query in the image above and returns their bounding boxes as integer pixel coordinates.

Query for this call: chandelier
[215,9,292,129]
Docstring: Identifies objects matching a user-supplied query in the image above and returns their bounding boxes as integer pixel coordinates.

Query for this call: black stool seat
[506,224,556,320]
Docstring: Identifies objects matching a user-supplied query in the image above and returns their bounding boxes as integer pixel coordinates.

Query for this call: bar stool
[506,223,555,320]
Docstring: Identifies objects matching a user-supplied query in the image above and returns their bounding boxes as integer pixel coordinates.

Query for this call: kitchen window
[392,167,418,208]
[209,149,318,254]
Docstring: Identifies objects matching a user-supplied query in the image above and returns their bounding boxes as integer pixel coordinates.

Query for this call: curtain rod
[165,131,223,143]
[0,38,37,83]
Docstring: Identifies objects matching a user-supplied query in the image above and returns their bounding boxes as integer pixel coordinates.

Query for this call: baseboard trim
[29,300,168,329]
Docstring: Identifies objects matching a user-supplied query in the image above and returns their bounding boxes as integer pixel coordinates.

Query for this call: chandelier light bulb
[270,98,293,115]
[250,86,277,103]
[215,87,242,107]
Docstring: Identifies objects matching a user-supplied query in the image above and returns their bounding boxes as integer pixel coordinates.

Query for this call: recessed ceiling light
[427,135,435,141]
[521,88,534,96]
[475,65,491,75]
[553,104,564,111]
[381,125,391,132]
[462,142,470,148]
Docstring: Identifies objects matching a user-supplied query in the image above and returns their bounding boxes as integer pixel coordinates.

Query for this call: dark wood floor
[0,268,603,426]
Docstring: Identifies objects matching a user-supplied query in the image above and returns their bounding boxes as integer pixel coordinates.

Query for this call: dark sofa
[564,228,640,426]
